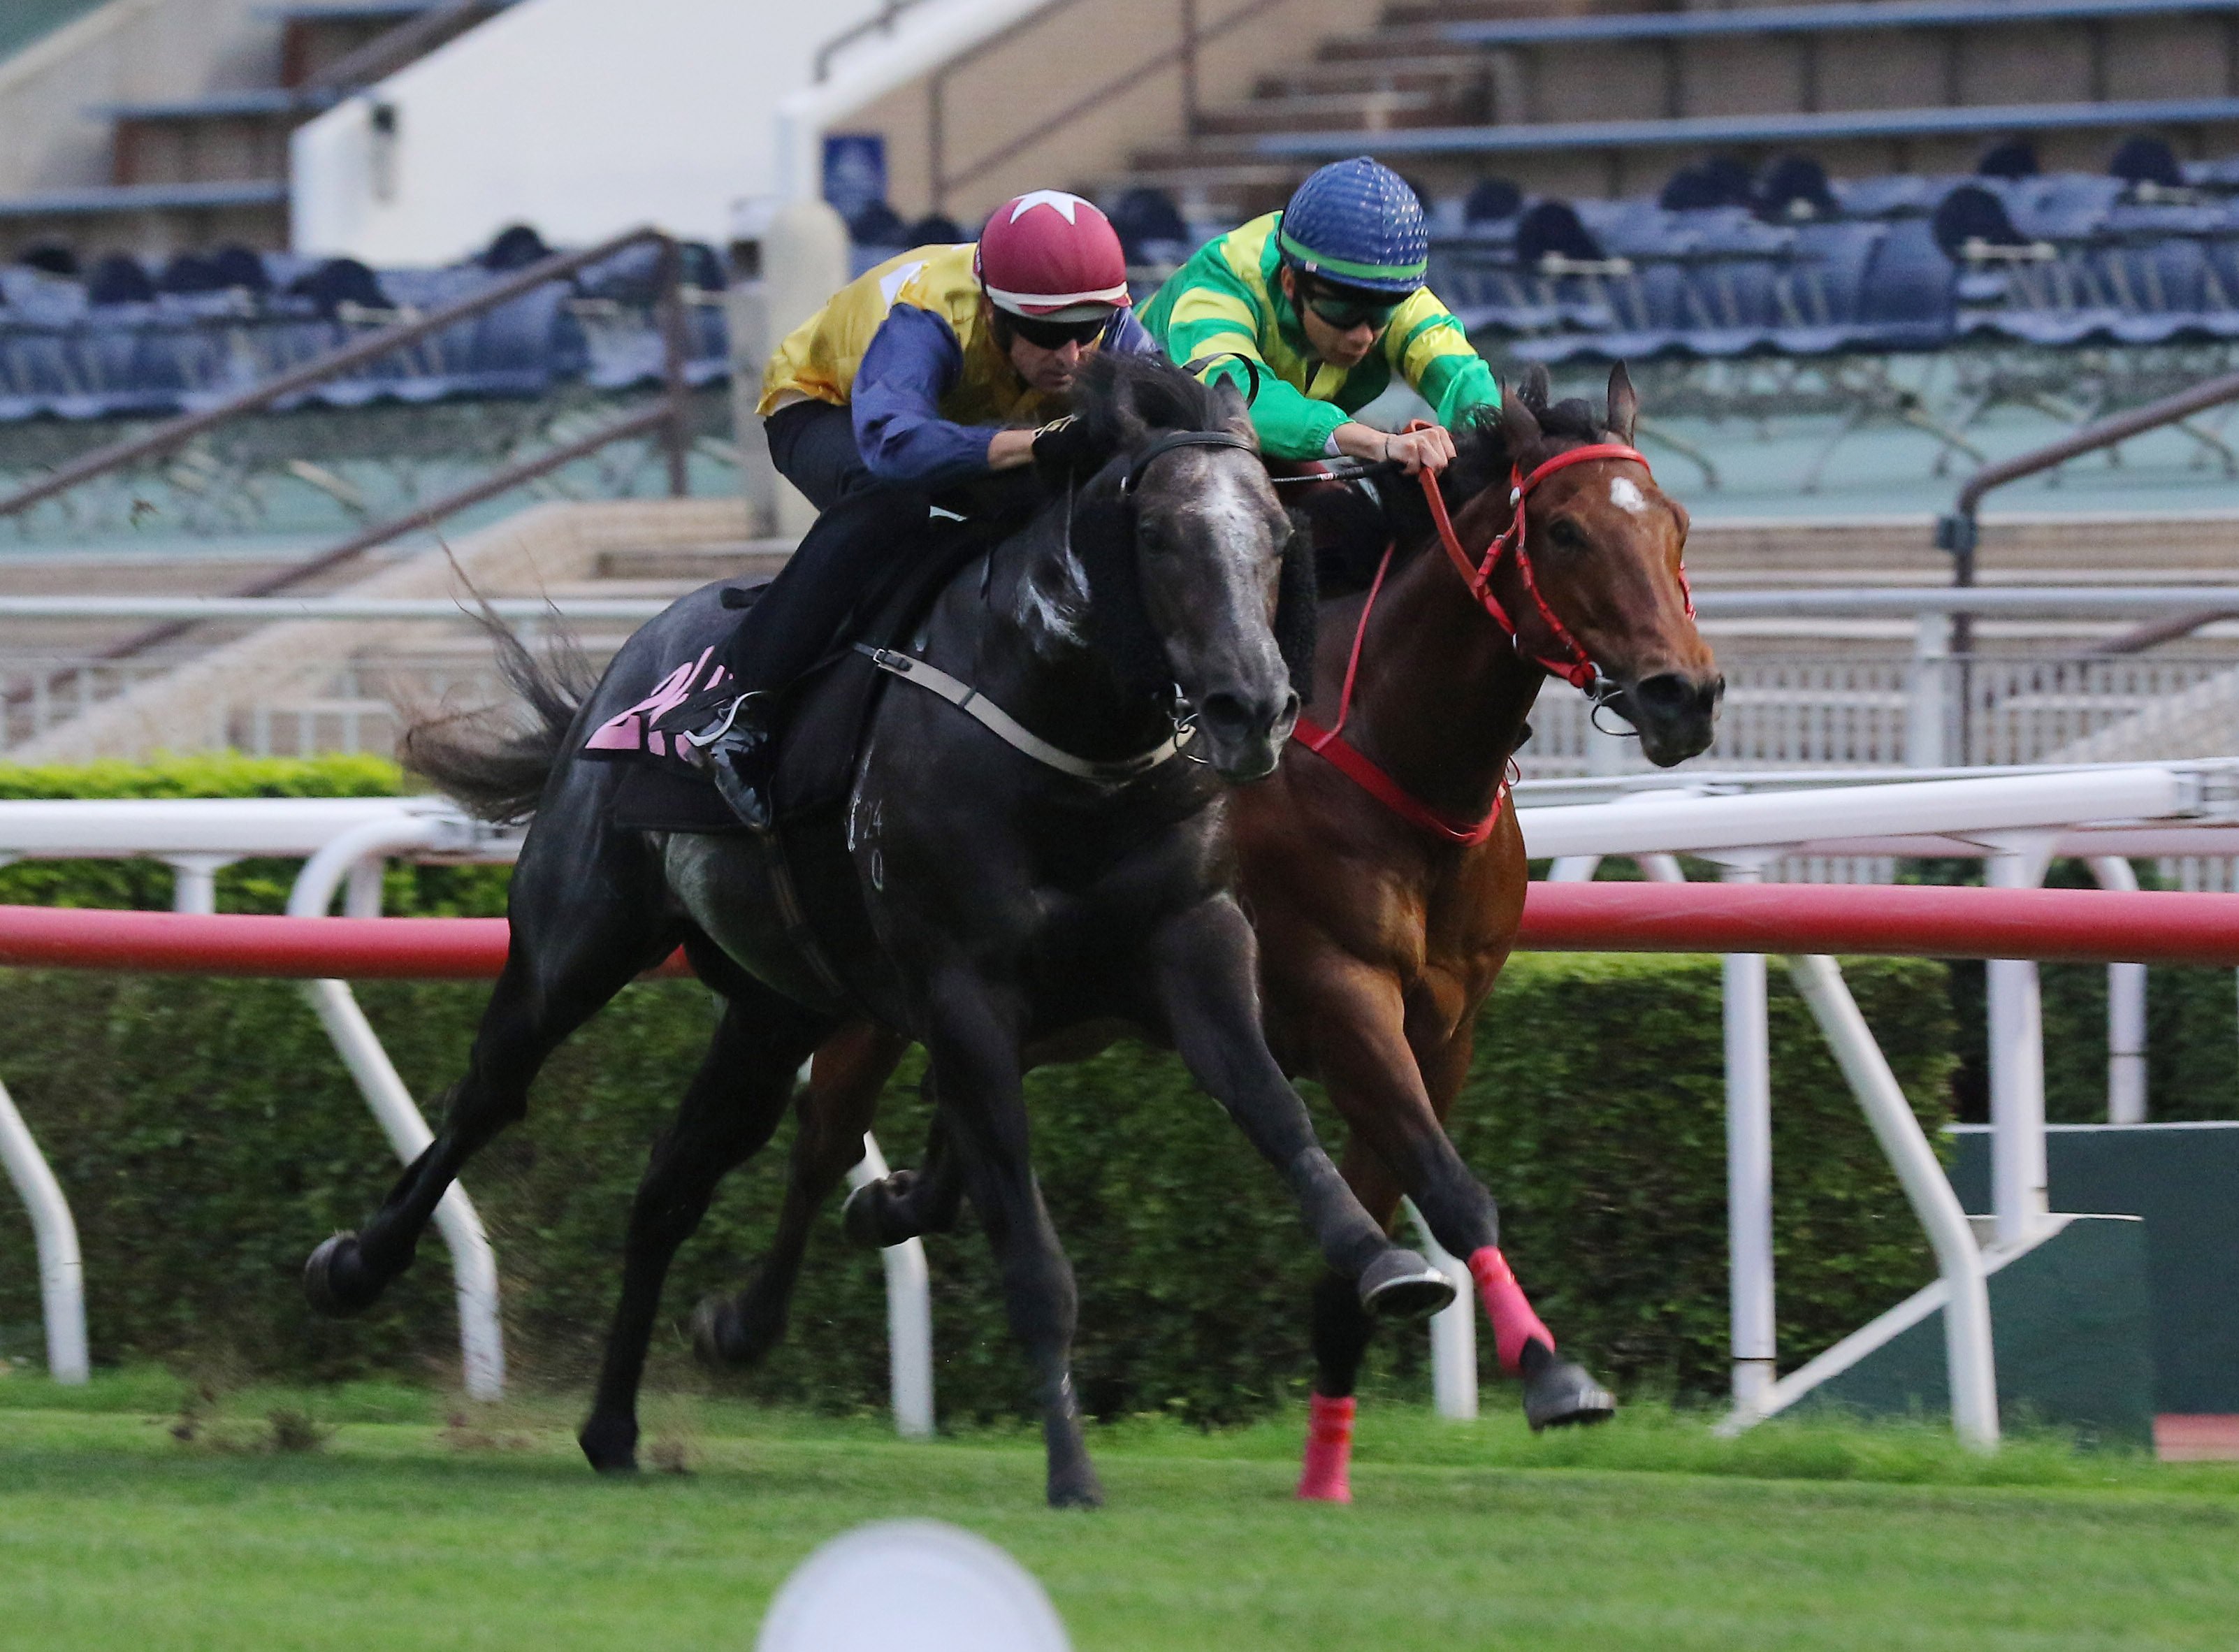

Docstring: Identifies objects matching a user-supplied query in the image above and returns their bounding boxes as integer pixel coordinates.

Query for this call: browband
[1117,428,1259,495]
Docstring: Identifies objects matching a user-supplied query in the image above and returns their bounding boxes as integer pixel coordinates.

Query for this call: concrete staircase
[1117,0,2239,217]
[11,491,2239,762]
[0,0,509,259]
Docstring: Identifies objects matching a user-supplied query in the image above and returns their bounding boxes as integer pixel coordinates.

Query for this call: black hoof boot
[578,1412,640,1475]
[841,1172,918,1249]
[1357,1248,1457,1321]
[1520,1338,1617,1432]
[303,1233,386,1318]
[1047,1464,1106,1510]
[689,1296,750,1369]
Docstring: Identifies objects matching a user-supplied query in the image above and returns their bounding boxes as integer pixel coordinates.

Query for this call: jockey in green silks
[1140,156,1500,477]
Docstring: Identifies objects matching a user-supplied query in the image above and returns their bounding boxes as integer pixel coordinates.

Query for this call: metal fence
[1522,652,2235,778]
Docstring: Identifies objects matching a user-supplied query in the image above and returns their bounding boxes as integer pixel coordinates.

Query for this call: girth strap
[857,646,1191,783]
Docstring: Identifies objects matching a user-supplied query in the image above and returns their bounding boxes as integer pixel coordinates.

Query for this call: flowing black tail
[398,598,597,826]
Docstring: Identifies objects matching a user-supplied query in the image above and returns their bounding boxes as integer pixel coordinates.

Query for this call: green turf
[1,1372,2235,1651]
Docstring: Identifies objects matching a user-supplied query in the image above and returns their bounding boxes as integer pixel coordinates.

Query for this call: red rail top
[0,883,2236,979]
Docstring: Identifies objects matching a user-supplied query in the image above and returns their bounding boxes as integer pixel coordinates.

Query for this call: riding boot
[679,693,777,831]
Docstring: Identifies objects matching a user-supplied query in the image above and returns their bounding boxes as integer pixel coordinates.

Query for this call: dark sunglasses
[1006,313,1107,349]
[1300,284,1402,333]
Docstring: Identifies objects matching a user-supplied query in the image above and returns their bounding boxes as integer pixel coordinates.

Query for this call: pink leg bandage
[1469,1246,1553,1375]
[1296,1391,1356,1504]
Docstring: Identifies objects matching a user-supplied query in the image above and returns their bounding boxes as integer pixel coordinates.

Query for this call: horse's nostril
[1632,673,1700,720]
[1201,689,1290,739]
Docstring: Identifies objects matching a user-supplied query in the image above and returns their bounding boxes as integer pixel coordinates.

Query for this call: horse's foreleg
[923,971,1101,1509]
[1414,1024,1617,1432]
[579,985,832,1472]
[305,892,674,1319]
[695,1022,906,1368]
[1148,899,1451,1316]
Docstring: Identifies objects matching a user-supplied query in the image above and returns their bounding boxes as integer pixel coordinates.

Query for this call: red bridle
[1291,439,1689,846]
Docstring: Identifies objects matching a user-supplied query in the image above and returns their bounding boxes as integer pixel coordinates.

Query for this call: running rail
[6,884,2237,974]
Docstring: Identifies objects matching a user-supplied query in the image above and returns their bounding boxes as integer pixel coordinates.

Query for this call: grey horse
[302,354,1453,1507]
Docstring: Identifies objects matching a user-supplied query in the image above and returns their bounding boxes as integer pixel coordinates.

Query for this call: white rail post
[1404,1197,1478,1421]
[1785,955,1999,1449]
[289,815,507,1400]
[1905,612,1952,769]
[1713,855,1779,1410]
[0,1075,87,1384]
[2087,856,2147,1124]
[164,855,239,915]
[1982,834,2057,1245]
[844,1132,935,1439]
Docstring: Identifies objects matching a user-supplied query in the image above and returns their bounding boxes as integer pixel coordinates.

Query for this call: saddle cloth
[582,516,998,836]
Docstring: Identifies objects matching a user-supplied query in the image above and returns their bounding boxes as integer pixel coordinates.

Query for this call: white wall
[290,0,895,263]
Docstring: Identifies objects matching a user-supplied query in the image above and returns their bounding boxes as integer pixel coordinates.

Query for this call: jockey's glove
[1031,414,1099,474]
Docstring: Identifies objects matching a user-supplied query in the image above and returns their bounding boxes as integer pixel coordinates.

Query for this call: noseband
[1292,437,1693,846]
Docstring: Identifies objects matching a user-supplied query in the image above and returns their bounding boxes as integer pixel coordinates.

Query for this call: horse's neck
[1337,506,1542,823]
[965,514,1168,757]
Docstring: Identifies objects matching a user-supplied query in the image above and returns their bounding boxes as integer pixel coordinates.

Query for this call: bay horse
[304,354,1458,1508]
[700,365,1720,1498]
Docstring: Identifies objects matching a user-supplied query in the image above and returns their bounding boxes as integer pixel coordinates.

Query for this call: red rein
[1291,440,1673,847]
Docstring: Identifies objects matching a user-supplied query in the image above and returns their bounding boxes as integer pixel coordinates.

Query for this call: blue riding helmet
[1277,157,1429,296]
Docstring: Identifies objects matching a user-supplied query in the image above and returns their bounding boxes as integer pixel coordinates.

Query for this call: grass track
[2,1376,2236,1651]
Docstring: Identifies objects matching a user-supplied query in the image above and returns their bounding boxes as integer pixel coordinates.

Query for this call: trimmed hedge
[0,953,1953,1416]
[0,754,507,917]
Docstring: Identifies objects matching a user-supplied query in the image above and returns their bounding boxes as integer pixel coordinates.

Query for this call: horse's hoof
[841,1171,916,1249]
[689,1297,748,1368]
[727,1269,793,1366]
[1357,1248,1456,1321]
[1520,1339,1617,1432]
[578,1414,640,1475]
[303,1233,383,1318]
[1046,1469,1105,1510]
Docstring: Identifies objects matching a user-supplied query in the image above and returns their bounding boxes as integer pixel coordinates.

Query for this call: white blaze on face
[1609,477,1651,516]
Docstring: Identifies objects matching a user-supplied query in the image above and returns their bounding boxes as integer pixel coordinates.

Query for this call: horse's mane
[1057,352,1321,698]
[1379,382,1614,563]
[1068,349,1242,451]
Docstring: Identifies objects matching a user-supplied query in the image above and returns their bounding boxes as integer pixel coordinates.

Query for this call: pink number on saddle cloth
[582,646,724,759]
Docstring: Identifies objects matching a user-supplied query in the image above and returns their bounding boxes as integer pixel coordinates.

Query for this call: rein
[1293,437,1687,848]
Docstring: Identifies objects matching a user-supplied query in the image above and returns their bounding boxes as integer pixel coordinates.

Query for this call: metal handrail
[301,0,505,96]
[814,0,933,82]
[0,226,694,690]
[1935,362,2239,578]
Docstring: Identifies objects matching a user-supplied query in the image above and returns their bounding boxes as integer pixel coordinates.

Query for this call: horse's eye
[1546,518,1587,553]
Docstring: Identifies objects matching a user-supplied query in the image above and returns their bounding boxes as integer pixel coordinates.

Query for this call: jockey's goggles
[1298,279,1405,333]
[1004,312,1109,349]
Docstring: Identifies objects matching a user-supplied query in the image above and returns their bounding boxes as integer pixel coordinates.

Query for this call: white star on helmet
[1007,189,1087,224]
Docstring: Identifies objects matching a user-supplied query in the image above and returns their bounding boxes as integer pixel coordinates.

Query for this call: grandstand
[0,0,2236,771]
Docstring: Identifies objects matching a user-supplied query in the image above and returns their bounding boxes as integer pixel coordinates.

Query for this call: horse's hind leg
[691,1022,906,1368]
[579,982,832,1473]
[840,1076,966,1249]
[304,834,676,1318]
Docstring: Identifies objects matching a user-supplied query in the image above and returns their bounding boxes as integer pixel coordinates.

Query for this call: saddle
[589,513,998,836]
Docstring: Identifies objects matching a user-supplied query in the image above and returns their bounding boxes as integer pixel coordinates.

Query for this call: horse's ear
[1210,375,1256,442]
[1607,361,1639,444]
[1519,363,1553,412]
[1498,380,1541,461]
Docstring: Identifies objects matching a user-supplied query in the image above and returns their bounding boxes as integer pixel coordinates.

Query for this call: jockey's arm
[851,305,1006,490]
[1379,288,1502,465]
